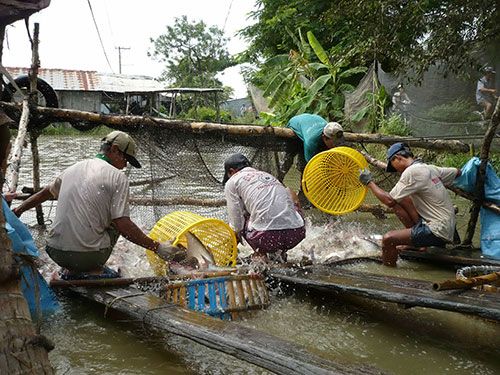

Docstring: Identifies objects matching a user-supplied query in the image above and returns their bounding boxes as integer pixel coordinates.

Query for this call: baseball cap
[222,153,250,185]
[323,122,343,139]
[484,66,496,74]
[386,142,409,172]
[102,130,141,168]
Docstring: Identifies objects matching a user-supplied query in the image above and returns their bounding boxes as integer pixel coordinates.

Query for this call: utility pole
[115,46,130,74]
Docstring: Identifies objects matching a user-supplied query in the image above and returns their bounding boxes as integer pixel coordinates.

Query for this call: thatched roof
[0,0,50,27]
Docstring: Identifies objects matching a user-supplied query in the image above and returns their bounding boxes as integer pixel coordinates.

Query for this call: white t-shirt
[389,162,458,242]
[47,158,130,252]
[224,167,304,233]
[476,76,496,104]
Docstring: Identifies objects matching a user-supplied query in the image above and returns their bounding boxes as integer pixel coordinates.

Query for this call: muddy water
[12,135,500,374]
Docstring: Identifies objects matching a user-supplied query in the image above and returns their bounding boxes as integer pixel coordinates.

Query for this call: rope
[407,111,485,126]
[103,292,145,318]
[456,265,500,279]
[141,304,177,330]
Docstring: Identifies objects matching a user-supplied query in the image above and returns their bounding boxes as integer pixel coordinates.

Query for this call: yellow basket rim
[170,217,235,247]
[302,147,368,215]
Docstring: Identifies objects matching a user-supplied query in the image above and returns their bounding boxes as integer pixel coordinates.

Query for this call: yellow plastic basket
[146,211,238,276]
[302,147,369,215]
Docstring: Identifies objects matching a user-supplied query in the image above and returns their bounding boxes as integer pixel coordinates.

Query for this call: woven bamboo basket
[160,273,270,320]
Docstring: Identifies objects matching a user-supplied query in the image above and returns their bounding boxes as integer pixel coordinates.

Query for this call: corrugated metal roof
[5,67,165,93]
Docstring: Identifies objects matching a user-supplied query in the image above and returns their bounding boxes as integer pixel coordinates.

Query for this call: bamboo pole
[0,102,471,153]
[432,272,500,291]
[5,98,30,191]
[462,100,500,245]
[29,24,44,225]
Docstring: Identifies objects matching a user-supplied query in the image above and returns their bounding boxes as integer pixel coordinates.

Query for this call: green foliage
[379,115,412,137]
[40,124,112,136]
[440,153,471,170]
[257,29,365,125]
[149,16,235,88]
[351,79,390,132]
[425,99,482,123]
[179,106,233,122]
[239,1,500,80]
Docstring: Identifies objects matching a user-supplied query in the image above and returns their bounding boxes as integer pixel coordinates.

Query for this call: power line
[87,0,114,73]
[222,0,234,32]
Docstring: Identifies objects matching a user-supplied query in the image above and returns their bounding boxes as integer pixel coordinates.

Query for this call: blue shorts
[411,219,448,248]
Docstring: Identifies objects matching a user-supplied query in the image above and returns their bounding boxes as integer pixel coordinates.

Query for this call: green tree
[240,1,500,79]
[257,30,365,125]
[149,16,236,88]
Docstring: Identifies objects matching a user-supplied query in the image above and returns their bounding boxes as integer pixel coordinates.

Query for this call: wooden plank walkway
[65,285,387,375]
[268,265,500,321]
[399,247,500,268]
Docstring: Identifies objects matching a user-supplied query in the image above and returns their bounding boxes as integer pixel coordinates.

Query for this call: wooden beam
[268,265,500,321]
[71,286,384,375]
[0,102,470,153]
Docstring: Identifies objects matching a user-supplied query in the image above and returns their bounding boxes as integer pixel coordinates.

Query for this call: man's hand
[2,191,18,203]
[156,240,184,261]
[358,168,373,185]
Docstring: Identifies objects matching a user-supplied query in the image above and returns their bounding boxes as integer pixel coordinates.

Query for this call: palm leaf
[352,105,371,122]
[307,31,330,66]
[308,62,329,71]
[338,83,355,92]
[264,71,287,97]
[306,74,331,97]
[263,54,289,68]
[269,78,291,108]
[338,66,367,79]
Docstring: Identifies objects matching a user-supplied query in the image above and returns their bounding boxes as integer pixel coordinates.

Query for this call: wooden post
[172,92,177,119]
[462,99,500,246]
[29,131,44,225]
[28,23,44,225]
[215,91,220,122]
[5,98,30,191]
[193,93,198,120]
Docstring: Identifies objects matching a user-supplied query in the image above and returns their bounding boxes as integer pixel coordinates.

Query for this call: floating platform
[268,264,500,321]
[51,275,387,375]
[399,247,500,268]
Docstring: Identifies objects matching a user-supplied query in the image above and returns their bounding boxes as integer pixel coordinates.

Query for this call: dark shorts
[411,219,448,248]
[46,225,119,272]
[244,225,306,254]
[478,98,494,108]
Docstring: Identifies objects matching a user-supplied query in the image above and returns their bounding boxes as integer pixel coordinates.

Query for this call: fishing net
[345,62,500,151]
[10,118,478,253]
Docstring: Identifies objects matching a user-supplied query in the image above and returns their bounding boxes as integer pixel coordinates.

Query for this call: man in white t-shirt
[358,143,461,267]
[476,66,498,120]
[14,131,181,278]
[222,153,306,262]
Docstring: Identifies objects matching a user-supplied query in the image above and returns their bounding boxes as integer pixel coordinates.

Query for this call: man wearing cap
[358,143,461,267]
[286,114,344,162]
[476,67,498,120]
[222,153,306,262]
[13,130,181,278]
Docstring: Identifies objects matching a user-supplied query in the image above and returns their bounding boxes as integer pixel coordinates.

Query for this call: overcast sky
[2,0,256,98]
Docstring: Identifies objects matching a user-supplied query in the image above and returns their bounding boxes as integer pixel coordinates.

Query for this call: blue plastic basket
[161,273,270,320]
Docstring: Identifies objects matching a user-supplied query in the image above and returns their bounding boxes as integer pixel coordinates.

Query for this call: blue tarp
[2,197,59,317]
[453,157,500,257]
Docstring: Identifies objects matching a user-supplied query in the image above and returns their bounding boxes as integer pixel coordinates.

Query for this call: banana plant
[260,29,366,124]
[351,76,390,132]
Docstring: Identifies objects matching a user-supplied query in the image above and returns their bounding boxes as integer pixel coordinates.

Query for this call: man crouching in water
[358,143,461,266]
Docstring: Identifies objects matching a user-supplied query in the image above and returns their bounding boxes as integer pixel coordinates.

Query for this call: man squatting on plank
[14,131,182,277]
[358,143,461,267]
